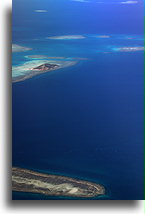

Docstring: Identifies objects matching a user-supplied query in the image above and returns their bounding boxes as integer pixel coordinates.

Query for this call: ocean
[12,0,144,200]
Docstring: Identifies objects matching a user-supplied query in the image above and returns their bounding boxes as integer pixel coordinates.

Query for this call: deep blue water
[12,0,144,200]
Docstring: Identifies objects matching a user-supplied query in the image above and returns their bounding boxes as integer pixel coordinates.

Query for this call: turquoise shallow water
[12,0,144,200]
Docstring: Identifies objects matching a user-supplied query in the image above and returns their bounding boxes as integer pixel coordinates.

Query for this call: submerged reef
[12,167,105,198]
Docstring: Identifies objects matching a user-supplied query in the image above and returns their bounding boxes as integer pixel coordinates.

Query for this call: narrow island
[25,55,66,60]
[12,167,105,198]
[94,35,111,39]
[25,55,88,61]
[12,59,77,82]
[114,46,144,52]
[12,44,32,53]
[47,35,86,40]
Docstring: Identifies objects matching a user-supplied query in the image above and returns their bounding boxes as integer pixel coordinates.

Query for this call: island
[12,167,105,198]
[31,63,59,71]
[12,59,77,82]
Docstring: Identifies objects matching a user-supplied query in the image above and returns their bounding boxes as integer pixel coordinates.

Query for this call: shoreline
[12,60,77,83]
[12,167,105,198]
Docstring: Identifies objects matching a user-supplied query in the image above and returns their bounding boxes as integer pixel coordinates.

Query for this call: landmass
[12,59,77,82]
[12,167,105,198]
[31,63,59,71]
[12,44,32,53]
[47,35,86,40]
